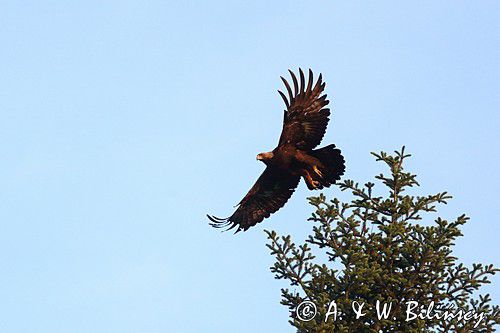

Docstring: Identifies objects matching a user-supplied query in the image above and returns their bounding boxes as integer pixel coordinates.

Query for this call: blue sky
[0,1,499,332]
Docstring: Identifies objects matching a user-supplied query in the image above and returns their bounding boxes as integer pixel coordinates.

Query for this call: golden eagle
[208,69,345,232]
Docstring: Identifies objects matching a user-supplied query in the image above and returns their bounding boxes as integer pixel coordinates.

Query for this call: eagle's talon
[313,165,323,178]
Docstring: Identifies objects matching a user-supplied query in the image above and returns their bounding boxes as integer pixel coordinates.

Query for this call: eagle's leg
[294,150,325,189]
[302,169,320,190]
[295,151,324,178]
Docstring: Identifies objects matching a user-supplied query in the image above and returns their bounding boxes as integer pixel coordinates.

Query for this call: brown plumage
[208,69,345,232]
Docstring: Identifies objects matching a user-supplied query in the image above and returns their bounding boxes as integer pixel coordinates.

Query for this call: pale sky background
[1,1,499,332]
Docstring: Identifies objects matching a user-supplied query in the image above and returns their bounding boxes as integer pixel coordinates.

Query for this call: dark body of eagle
[208,69,345,232]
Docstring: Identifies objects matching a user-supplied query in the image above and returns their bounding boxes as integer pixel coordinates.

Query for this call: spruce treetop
[266,147,499,332]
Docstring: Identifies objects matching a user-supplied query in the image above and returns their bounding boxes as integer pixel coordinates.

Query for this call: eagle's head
[256,151,274,164]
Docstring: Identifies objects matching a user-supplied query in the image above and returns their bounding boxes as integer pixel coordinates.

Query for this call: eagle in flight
[208,69,345,232]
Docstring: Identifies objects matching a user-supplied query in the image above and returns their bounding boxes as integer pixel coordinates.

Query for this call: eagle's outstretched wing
[278,68,330,150]
[208,167,300,232]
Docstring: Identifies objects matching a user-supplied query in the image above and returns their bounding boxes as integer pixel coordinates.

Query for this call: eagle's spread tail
[308,144,345,189]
